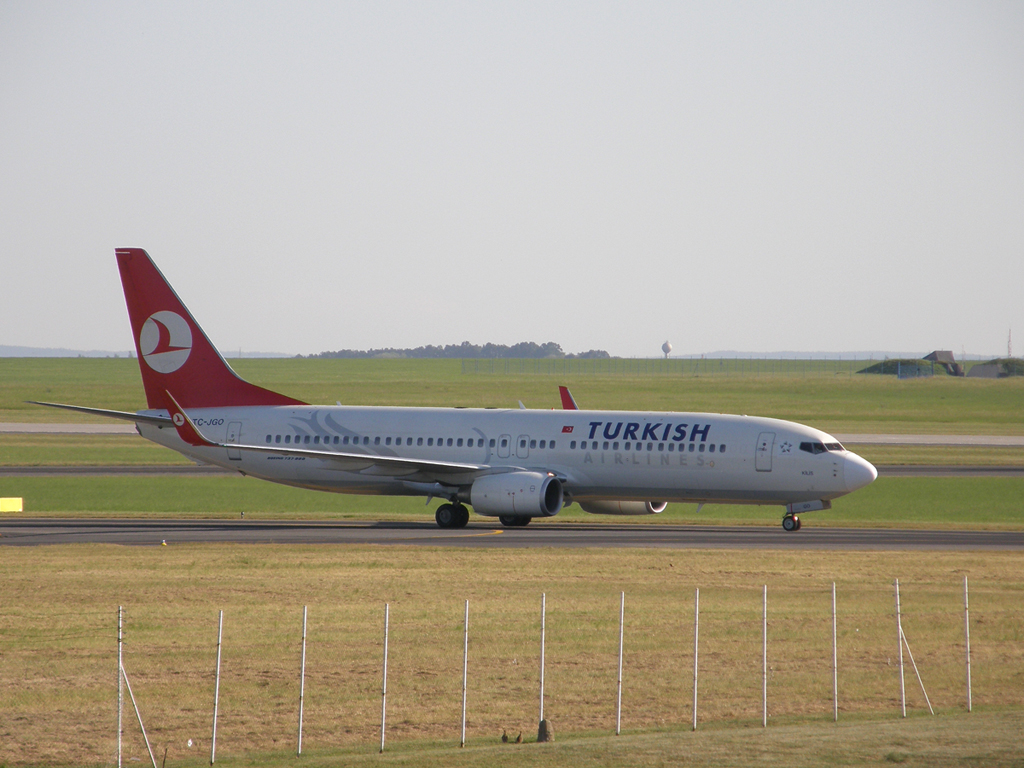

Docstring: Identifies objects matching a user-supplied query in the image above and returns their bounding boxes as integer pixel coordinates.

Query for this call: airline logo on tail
[139,311,192,373]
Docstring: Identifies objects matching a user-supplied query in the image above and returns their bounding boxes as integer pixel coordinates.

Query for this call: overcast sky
[1,1,1021,358]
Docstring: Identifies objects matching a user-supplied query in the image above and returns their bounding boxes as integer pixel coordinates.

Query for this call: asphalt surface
[1,518,1022,549]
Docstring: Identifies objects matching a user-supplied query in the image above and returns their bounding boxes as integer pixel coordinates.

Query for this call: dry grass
[1,545,1022,767]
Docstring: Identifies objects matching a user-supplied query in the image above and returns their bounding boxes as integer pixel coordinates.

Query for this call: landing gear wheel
[435,503,456,528]
[782,514,801,532]
[452,504,470,528]
[499,515,532,527]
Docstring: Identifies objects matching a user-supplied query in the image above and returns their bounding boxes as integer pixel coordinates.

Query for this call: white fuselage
[139,405,876,507]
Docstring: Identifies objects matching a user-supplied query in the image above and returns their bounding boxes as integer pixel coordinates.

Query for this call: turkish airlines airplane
[34,249,877,531]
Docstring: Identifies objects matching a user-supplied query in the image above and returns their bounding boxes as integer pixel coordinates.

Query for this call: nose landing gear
[782,514,802,532]
[435,503,470,528]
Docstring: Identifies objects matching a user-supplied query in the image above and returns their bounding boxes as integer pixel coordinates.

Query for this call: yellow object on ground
[0,497,24,513]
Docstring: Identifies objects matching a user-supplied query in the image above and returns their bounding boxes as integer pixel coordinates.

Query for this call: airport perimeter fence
[461,358,907,378]
[0,578,1008,767]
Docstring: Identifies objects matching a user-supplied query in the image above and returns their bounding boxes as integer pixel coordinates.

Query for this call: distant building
[923,350,964,376]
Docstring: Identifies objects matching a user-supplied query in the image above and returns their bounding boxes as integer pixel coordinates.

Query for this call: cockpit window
[824,442,845,452]
[799,441,828,455]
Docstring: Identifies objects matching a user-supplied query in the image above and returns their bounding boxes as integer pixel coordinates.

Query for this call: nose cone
[844,453,878,492]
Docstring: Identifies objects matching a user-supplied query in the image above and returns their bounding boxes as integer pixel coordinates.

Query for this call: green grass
[2,545,1022,767]
[3,475,1023,529]
[4,357,1024,434]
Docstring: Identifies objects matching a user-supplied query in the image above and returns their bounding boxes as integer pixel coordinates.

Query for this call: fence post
[692,588,699,731]
[297,605,307,756]
[461,600,469,747]
[762,585,767,728]
[894,581,906,718]
[211,610,223,764]
[539,593,546,725]
[380,603,389,754]
[832,582,838,722]
[616,592,625,735]
[118,606,123,768]
[964,576,972,712]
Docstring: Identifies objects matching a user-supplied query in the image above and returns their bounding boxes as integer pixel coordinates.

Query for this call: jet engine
[579,500,668,516]
[470,472,563,517]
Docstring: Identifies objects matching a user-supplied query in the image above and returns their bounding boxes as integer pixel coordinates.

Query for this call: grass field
[4,357,1024,435]
[2,358,1023,767]
[2,545,1022,767]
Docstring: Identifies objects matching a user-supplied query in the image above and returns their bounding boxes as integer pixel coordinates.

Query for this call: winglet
[164,391,217,448]
[558,386,579,410]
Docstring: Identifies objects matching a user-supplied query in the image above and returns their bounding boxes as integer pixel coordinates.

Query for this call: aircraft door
[516,434,530,459]
[755,431,774,471]
[226,421,242,460]
[497,434,511,458]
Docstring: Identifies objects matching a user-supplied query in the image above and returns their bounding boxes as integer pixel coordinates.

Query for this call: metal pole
[895,581,906,718]
[692,588,699,731]
[120,663,158,768]
[900,626,934,715]
[380,603,389,754]
[762,585,767,728]
[616,592,625,735]
[964,576,972,712]
[297,605,307,756]
[118,606,123,768]
[461,600,469,747]
[211,610,223,765]
[539,593,546,724]
[832,582,838,722]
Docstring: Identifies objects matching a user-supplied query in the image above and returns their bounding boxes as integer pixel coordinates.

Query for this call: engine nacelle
[470,472,563,517]
[579,500,668,516]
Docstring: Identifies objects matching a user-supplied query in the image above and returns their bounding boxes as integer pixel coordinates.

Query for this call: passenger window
[374,437,380,446]
[342,436,349,445]
[602,441,609,450]
[489,439,495,448]
[333,436,339,444]
[285,435,291,444]
[417,437,423,446]
[699,443,705,453]
[447,438,453,447]
[539,440,546,449]
[709,444,715,453]
[613,442,619,450]
[658,443,664,452]
[689,443,695,452]
[363,437,369,445]
[457,438,464,447]
[550,440,555,449]
[314,436,320,444]
[624,442,631,450]
[668,443,674,452]
[478,439,484,447]
[720,444,726,453]
[647,443,653,451]
[501,438,508,447]
[266,435,272,444]
[275,435,281,444]
[571,441,577,449]
[427,438,434,446]
[530,440,537,449]
[305,435,311,444]
[385,437,391,445]
[520,440,526,448]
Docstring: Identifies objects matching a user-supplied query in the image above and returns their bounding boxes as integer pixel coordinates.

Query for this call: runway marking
[387,528,505,542]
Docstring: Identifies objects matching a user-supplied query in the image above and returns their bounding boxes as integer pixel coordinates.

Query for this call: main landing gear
[782,514,802,532]
[499,515,531,527]
[435,503,470,529]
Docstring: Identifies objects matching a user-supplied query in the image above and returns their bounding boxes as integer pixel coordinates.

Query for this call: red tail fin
[558,385,579,410]
[116,248,306,410]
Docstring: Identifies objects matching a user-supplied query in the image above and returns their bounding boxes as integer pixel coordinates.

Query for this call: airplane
[33,248,877,531]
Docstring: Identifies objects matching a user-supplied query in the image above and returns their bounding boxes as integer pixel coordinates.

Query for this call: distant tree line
[301,341,611,360]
